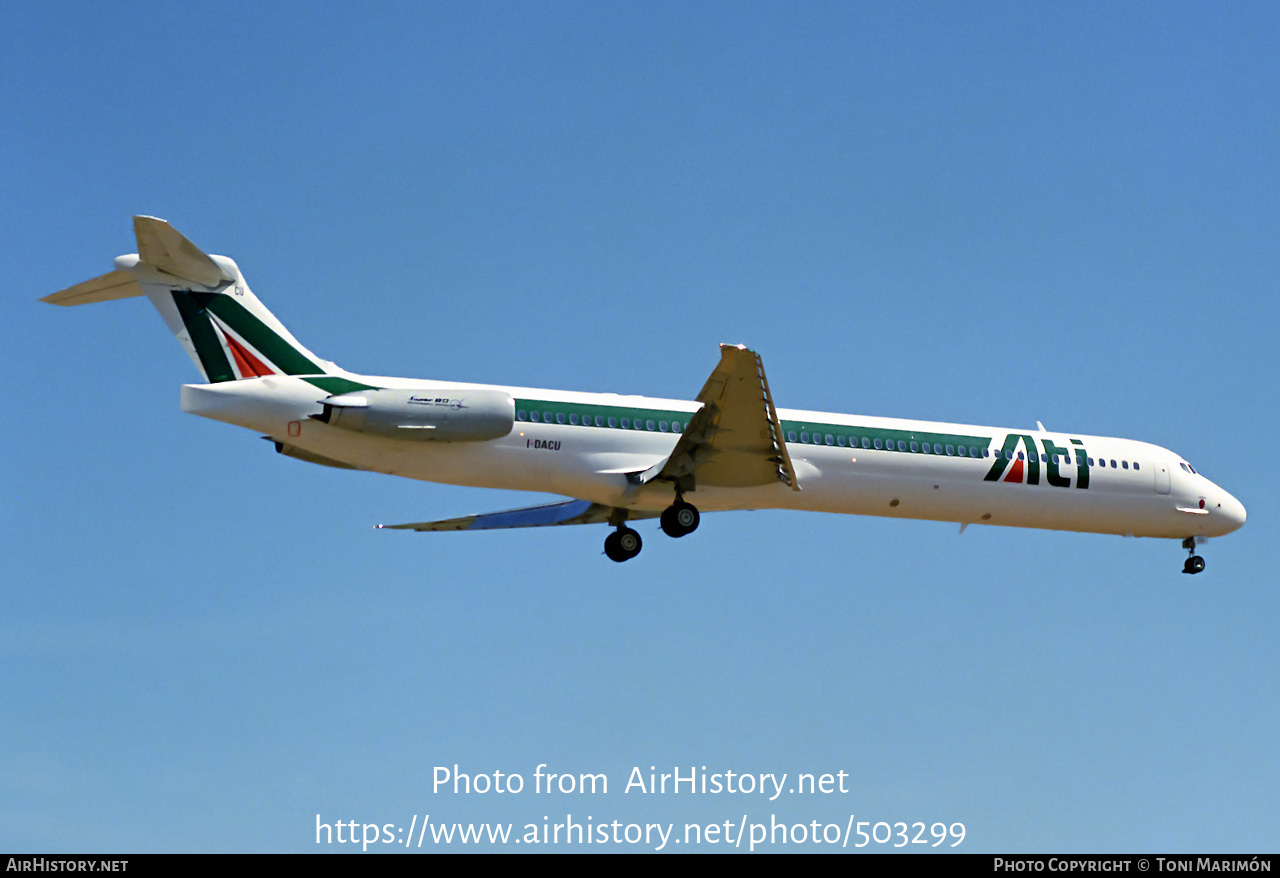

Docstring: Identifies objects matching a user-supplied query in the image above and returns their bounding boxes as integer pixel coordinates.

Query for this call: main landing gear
[1182,537,1206,575]
[660,497,700,538]
[603,495,702,562]
[604,526,642,563]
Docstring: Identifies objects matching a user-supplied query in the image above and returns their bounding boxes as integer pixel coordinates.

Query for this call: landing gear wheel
[604,527,643,562]
[660,500,700,538]
[1181,537,1206,575]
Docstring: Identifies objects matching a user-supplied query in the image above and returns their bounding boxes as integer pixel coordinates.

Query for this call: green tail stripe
[303,376,377,394]
[171,291,235,382]
[193,293,323,375]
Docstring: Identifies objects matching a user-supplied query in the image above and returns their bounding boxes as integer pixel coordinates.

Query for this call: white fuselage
[181,372,1247,541]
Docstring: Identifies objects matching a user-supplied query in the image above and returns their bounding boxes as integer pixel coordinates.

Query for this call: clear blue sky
[5,1,1278,853]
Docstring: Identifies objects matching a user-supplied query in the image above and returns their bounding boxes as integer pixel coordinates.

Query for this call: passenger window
[608,417,617,428]
[1017,452,1024,461]
[646,420,656,431]
[788,431,797,442]
[672,422,681,432]
[946,445,955,455]
[910,441,919,452]
[621,418,630,429]
[530,411,540,423]
[569,414,579,425]
[837,435,847,447]
[1133,462,1140,471]
[800,432,809,443]
[826,434,835,446]
[1122,461,1129,469]
[517,410,527,421]
[556,413,565,425]
[861,437,870,449]
[873,438,883,449]
[659,421,669,432]
[958,446,967,457]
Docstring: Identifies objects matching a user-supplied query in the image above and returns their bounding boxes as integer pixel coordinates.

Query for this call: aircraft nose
[1215,490,1247,534]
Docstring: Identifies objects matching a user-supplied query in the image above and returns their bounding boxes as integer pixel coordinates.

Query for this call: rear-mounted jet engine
[313,388,514,442]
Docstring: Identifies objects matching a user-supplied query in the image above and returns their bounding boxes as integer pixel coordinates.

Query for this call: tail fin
[43,217,338,383]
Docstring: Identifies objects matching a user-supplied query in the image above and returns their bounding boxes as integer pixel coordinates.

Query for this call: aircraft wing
[377,498,659,532]
[631,344,800,493]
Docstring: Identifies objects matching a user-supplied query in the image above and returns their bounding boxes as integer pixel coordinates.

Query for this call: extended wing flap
[377,499,659,532]
[659,344,799,491]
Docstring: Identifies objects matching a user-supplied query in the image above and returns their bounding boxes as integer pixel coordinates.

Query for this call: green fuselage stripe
[512,397,993,454]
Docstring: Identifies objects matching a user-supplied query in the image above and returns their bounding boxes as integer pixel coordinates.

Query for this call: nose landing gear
[1182,537,1206,575]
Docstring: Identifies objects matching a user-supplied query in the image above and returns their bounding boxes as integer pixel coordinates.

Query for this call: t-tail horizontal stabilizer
[42,216,338,384]
[41,269,143,306]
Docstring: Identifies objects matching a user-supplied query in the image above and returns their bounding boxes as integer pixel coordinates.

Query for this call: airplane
[43,217,1246,573]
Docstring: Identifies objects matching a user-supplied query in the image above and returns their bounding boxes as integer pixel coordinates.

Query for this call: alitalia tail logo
[985,434,1090,490]
[171,289,322,383]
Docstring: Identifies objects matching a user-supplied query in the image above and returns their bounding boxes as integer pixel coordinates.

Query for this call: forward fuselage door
[1154,461,1171,494]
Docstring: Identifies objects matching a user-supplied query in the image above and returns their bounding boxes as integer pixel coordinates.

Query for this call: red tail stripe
[224,330,276,378]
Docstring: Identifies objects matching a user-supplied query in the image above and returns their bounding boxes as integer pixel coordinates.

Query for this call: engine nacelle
[314,388,514,442]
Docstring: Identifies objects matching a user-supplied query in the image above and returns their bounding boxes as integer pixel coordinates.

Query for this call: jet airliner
[44,218,1245,572]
